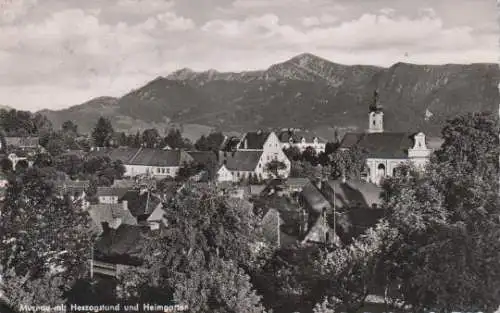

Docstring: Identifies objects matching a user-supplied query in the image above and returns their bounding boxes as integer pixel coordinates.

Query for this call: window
[157,168,160,173]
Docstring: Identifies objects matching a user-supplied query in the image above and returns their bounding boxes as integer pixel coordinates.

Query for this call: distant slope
[39,53,500,140]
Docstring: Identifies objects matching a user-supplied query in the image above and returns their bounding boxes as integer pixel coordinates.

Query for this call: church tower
[368,89,384,133]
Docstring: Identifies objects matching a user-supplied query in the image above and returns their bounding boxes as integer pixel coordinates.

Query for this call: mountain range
[39,53,499,141]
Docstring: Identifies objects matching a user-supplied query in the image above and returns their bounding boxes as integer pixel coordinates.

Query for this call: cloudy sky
[0,0,497,111]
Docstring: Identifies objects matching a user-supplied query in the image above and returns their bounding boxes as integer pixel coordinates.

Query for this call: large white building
[339,92,432,186]
[278,129,327,154]
[218,131,291,181]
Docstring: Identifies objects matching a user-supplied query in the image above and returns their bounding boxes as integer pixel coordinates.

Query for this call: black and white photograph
[0,0,499,312]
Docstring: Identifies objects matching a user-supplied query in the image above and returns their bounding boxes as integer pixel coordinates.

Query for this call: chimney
[122,200,128,210]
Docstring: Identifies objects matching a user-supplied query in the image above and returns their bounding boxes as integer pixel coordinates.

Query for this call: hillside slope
[39,54,500,139]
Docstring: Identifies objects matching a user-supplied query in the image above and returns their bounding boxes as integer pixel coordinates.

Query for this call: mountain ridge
[37,53,500,139]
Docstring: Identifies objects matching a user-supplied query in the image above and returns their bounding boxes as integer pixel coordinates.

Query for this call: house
[234,130,291,178]
[218,151,264,182]
[0,172,8,201]
[319,179,383,211]
[54,180,90,208]
[253,194,306,247]
[339,91,432,186]
[92,224,150,278]
[284,177,310,193]
[97,187,130,204]
[215,164,234,183]
[111,179,136,189]
[4,136,40,150]
[88,147,193,179]
[120,189,163,226]
[278,129,327,154]
[88,201,137,234]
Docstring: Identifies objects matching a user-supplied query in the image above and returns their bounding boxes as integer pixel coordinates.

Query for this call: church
[339,91,432,186]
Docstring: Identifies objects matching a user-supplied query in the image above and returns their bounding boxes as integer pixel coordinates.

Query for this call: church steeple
[368,89,384,133]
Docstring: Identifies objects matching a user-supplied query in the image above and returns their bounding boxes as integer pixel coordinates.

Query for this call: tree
[0,168,95,310]
[329,146,366,180]
[283,146,302,162]
[33,153,53,168]
[142,128,160,148]
[116,184,267,312]
[162,128,192,150]
[91,117,114,148]
[54,154,83,179]
[195,132,225,151]
[302,146,318,165]
[0,158,13,172]
[265,160,287,179]
[61,120,78,135]
[375,112,500,313]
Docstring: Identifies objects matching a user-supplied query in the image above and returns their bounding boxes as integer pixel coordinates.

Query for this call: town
[0,92,498,313]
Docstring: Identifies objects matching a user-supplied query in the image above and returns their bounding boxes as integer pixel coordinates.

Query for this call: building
[278,129,327,154]
[97,187,130,204]
[88,202,137,234]
[339,91,432,185]
[226,130,291,179]
[88,147,193,179]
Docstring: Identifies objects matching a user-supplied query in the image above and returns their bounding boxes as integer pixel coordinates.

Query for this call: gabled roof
[94,224,151,265]
[187,151,218,165]
[339,132,414,159]
[323,179,383,210]
[239,131,271,149]
[120,190,162,217]
[87,147,192,167]
[111,179,136,189]
[97,187,130,198]
[222,151,263,172]
[302,214,341,247]
[88,203,137,233]
[301,182,332,214]
[335,208,385,245]
[146,205,165,222]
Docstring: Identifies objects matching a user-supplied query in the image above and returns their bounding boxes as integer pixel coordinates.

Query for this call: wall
[125,165,179,178]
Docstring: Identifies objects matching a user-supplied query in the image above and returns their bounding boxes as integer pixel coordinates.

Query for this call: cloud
[301,14,338,27]
[201,11,493,52]
[0,0,38,24]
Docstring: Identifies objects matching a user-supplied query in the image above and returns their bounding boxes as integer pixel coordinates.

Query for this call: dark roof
[222,151,263,172]
[94,224,151,265]
[334,208,385,245]
[111,179,136,189]
[88,203,137,232]
[240,131,270,149]
[97,187,130,198]
[301,182,332,214]
[120,190,162,217]
[87,147,192,167]
[323,179,383,210]
[187,151,218,165]
[130,148,191,167]
[339,132,414,159]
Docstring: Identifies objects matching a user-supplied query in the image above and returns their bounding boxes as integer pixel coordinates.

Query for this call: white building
[339,93,432,186]
[88,147,193,179]
[232,130,291,179]
[278,129,327,154]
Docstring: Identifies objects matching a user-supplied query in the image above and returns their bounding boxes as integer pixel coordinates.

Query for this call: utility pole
[276,210,280,248]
